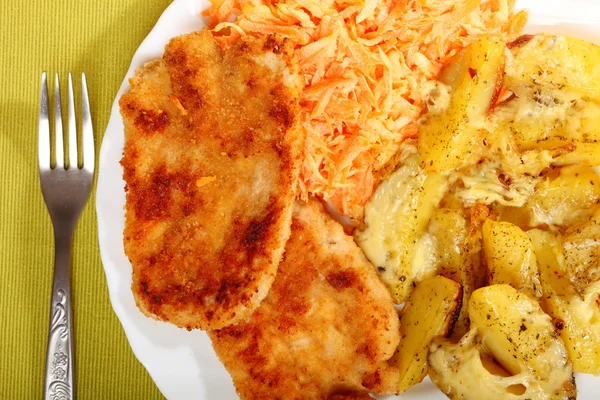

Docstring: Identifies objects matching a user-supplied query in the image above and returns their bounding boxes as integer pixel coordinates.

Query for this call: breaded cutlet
[210,200,401,399]
[119,31,303,330]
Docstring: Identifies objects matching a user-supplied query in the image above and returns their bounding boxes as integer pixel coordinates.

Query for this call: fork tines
[38,72,94,172]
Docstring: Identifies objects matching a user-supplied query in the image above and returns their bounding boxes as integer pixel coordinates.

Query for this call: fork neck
[51,219,76,283]
[52,217,77,238]
[52,217,77,258]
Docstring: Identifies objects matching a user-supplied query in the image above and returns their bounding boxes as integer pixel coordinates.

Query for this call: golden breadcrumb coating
[120,31,303,330]
[210,200,400,399]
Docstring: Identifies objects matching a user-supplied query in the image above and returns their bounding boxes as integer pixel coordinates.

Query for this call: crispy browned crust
[209,200,400,400]
[487,61,505,113]
[120,31,303,330]
[328,394,374,400]
[445,285,464,339]
[507,34,534,49]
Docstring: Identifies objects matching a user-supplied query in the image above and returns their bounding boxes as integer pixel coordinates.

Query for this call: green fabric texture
[0,1,176,398]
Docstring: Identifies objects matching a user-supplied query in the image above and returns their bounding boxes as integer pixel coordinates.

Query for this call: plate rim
[95,1,600,399]
[95,0,217,398]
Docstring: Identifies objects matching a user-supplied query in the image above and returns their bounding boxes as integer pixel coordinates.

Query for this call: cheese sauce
[355,144,447,303]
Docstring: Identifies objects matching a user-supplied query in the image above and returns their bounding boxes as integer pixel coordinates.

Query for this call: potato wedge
[428,330,521,399]
[506,34,600,102]
[494,34,600,168]
[429,209,484,337]
[553,143,600,167]
[528,166,600,227]
[499,166,600,229]
[390,276,462,393]
[419,37,505,172]
[482,219,541,298]
[529,229,600,375]
[355,146,447,303]
[469,285,569,377]
[495,204,532,231]
[493,89,600,152]
[562,208,600,292]
[428,284,575,399]
[428,329,575,400]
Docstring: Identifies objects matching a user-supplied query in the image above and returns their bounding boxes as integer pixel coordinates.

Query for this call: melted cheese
[450,159,543,207]
[355,144,447,303]
[411,233,439,282]
[494,88,600,151]
[429,326,574,399]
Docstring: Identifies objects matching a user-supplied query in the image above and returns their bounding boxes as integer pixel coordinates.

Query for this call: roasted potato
[360,29,600,398]
[493,89,600,152]
[482,219,541,298]
[419,37,505,172]
[527,166,600,227]
[428,329,575,400]
[355,145,447,303]
[469,285,570,378]
[428,209,484,337]
[429,284,575,399]
[390,276,462,393]
[498,165,600,228]
[495,204,532,231]
[428,330,522,399]
[495,34,600,167]
[562,208,600,292]
[553,143,600,167]
[529,229,600,375]
[506,34,600,102]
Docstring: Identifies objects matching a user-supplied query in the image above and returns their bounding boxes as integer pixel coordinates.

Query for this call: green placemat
[0,1,176,398]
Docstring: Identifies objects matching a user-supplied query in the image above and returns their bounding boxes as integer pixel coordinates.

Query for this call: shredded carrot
[196,176,217,187]
[204,0,527,219]
[169,95,188,115]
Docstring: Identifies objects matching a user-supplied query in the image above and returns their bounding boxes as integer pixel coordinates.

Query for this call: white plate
[96,0,600,398]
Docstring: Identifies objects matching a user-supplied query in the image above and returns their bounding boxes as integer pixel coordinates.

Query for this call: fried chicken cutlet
[210,200,401,399]
[120,31,303,330]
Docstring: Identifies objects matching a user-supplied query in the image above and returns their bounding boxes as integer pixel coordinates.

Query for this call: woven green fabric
[0,1,175,398]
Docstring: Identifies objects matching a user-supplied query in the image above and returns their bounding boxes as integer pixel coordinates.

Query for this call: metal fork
[39,72,94,400]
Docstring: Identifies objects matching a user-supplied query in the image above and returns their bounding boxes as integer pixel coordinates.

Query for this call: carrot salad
[204,0,527,219]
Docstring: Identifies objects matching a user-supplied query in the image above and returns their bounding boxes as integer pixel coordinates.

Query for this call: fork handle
[43,223,76,400]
